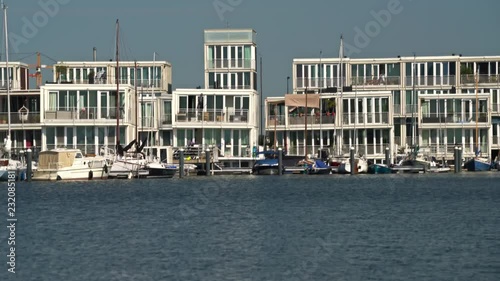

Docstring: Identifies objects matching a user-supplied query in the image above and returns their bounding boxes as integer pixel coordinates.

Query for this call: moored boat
[368,163,392,174]
[33,149,109,181]
[464,157,491,172]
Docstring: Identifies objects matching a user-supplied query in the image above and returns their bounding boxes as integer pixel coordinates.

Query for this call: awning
[285,94,320,108]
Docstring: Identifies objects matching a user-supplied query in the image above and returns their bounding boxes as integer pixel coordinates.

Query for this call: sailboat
[143,52,176,178]
[332,35,368,174]
[108,19,149,179]
[0,1,28,181]
[464,67,491,171]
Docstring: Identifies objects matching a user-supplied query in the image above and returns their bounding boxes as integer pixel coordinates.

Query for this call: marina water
[1,173,499,280]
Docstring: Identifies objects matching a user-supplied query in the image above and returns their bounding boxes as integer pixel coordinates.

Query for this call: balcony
[351,76,401,89]
[288,113,336,125]
[208,85,253,90]
[296,78,345,89]
[175,109,248,123]
[460,74,500,85]
[405,75,456,87]
[492,104,500,113]
[206,59,255,70]
[44,107,125,121]
[405,104,418,114]
[267,115,286,126]
[138,116,155,129]
[394,104,402,115]
[58,78,164,88]
[160,114,172,125]
[0,112,41,124]
[421,113,488,124]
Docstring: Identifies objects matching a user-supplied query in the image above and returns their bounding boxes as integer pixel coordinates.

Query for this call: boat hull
[368,164,392,174]
[108,160,149,179]
[252,166,280,175]
[147,166,176,178]
[464,159,491,172]
[33,167,108,181]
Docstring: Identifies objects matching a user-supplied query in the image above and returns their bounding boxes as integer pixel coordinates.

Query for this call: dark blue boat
[306,159,331,175]
[464,157,492,172]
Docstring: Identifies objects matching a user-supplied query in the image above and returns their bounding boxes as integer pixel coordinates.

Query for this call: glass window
[59,91,68,110]
[49,92,57,110]
[67,127,74,146]
[77,127,85,145]
[46,127,55,145]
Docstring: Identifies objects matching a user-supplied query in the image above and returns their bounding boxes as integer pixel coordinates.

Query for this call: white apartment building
[267,55,500,163]
[172,29,259,167]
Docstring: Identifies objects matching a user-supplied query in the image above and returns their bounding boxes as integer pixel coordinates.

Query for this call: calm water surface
[1,173,500,280]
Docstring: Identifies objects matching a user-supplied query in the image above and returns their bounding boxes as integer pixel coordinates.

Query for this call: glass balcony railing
[351,76,401,87]
[405,75,456,86]
[58,77,164,88]
[0,112,41,124]
[421,113,488,124]
[44,107,125,121]
[175,109,249,123]
[460,74,500,85]
[296,78,346,89]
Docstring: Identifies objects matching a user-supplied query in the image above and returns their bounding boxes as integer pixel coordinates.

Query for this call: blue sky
[4,0,500,96]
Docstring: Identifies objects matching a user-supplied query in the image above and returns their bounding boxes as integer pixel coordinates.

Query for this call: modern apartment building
[0,62,41,156]
[38,60,173,159]
[266,55,500,163]
[172,29,259,167]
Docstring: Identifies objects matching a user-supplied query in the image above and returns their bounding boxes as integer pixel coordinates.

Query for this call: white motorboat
[32,149,110,181]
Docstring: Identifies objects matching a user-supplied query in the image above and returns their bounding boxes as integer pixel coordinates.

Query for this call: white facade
[267,55,500,163]
[172,29,260,163]
[39,84,137,155]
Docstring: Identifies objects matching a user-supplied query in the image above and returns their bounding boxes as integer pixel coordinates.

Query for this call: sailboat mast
[115,19,120,146]
[3,1,10,139]
[319,50,323,150]
[304,89,308,158]
[411,53,416,152]
[475,66,479,156]
[339,35,344,156]
[134,60,138,143]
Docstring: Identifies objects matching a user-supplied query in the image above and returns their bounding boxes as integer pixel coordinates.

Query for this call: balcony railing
[296,78,346,89]
[394,104,402,115]
[288,114,336,125]
[44,107,125,121]
[0,112,41,124]
[176,109,249,123]
[208,85,252,90]
[460,74,500,85]
[421,113,488,124]
[405,104,418,114]
[206,59,255,69]
[405,75,456,86]
[138,116,155,128]
[267,115,286,126]
[351,76,401,87]
[492,103,500,113]
[287,144,390,157]
[160,114,172,125]
[58,78,164,88]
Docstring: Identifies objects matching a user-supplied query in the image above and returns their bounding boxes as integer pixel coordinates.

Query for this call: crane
[27,52,54,88]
